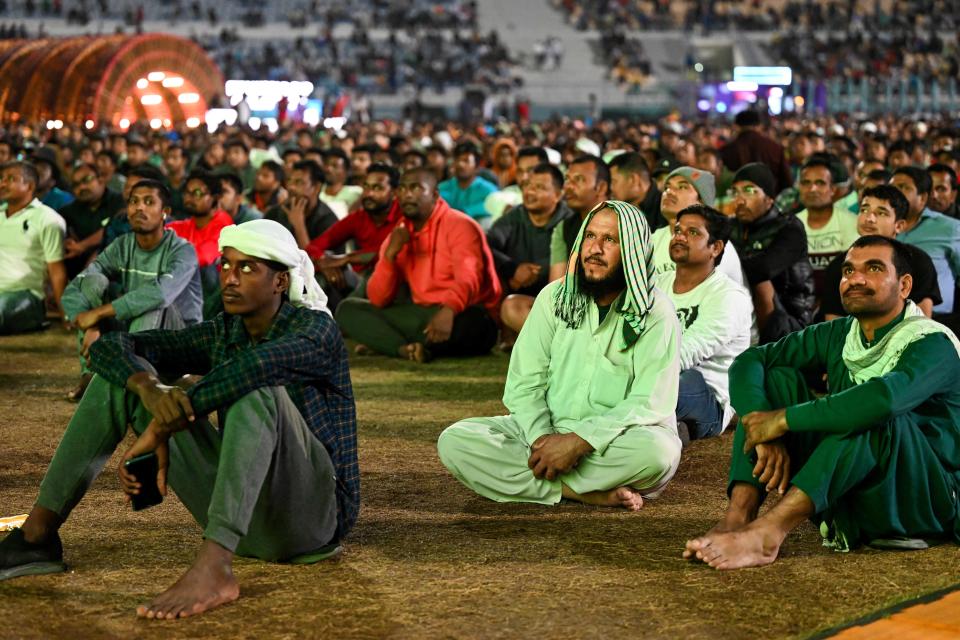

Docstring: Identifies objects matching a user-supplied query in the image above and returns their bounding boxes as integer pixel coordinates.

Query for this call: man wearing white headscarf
[0,219,358,622]
[437,201,683,510]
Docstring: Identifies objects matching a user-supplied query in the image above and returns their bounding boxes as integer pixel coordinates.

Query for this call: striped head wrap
[553,200,655,349]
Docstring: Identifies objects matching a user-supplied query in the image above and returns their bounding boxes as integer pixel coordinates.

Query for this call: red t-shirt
[306,200,402,273]
[166,209,234,268]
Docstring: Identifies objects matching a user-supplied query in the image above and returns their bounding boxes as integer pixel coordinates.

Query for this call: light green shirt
[320,185,363,220]
[504,280,682,454]
[0,198,65,298]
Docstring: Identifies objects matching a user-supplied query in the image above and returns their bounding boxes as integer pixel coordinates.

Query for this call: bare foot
[137,540,239,620]
[354,344,374,356]
[684,523,784,570]
[398,343,428,363]
[576,486,644,511]
[682,511,756,559]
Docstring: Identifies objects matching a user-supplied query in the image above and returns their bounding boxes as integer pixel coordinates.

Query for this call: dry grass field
[1,328,957,639]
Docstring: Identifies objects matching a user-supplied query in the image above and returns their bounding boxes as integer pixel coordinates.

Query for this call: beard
[576,259,627,300]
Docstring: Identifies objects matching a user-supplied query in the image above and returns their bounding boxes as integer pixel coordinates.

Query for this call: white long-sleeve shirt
[659,269,754,430]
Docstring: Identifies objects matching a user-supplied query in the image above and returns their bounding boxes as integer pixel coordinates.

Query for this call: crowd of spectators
[2,0,479,30]
[201,27,517,95]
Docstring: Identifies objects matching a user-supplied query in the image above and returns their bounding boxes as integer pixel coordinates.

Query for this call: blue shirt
[898,208,960,313]
[438,176,500,220]
[43,187,75,211]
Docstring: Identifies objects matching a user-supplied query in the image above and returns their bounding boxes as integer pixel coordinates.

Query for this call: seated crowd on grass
[0,110,958,616]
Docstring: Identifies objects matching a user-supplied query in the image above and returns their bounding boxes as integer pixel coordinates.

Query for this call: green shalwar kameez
[728,311,960,548]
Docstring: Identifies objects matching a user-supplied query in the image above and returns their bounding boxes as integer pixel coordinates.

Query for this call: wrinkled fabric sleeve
[787,333,959,434]
[503,283,558,443]
[575,300,682,454]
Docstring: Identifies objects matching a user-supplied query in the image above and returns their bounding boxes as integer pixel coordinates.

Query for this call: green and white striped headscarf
[553,200,656,349]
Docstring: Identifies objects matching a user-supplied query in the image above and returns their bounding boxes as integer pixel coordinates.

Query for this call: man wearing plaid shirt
[0,220,358,620]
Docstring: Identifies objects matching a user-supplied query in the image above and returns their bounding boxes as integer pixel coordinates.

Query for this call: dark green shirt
[730,313,960,438]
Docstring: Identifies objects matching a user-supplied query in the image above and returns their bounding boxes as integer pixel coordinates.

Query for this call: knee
[645,432,682,478]
[223,386,280,427]
[500,294,533,332]
[436,423,470,471]
[334,297,369,330]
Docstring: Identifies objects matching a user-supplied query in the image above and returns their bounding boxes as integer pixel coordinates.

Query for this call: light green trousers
[437,415,681,505]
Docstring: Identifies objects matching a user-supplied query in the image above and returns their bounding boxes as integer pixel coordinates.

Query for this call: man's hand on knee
[753,440,791,495]
[527,433,594,480]
[128,372,195,432]
[742,408,788,452]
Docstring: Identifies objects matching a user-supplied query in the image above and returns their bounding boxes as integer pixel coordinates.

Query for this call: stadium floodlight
[178,93,200,104]
[147,71,166,82]
[733,66,792,86]
[136,78,148,89]
[140,95,163,106]
[726,81,759,92]
[162,77,184,88]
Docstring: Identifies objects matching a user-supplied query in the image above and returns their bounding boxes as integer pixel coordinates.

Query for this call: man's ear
[162,206,172,218]
[899,273,913,300]
[276,270,290,294]
[894,218,907,234]
[711,239,725,260]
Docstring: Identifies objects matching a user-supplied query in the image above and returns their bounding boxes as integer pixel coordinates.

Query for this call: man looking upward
[438,201,682,510]
[684,236,960,569]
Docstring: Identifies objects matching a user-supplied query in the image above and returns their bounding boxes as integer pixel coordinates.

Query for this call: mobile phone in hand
[124,452,164,511]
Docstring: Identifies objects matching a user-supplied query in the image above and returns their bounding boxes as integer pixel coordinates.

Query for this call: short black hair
[292,159,325,186]
[164,142,185,156]
[927,163,958,190]
[352,144,379,157]
[321,147,350,166]
[891,166,932,195]
[224,137,249,153]
[569,154,611,189]
[888,140,916,156]
[218,171,244,195]
[95,149,118,166]
[530,162,564,191]
[517,146,549,164]
[367,162,400,188]
[258,159,285,184]
[847,235,913,279]
[676,203,731,265]
[402,149,427,165]
[72,162,99,177]
[452,141,481,160]
[866,168,892,184]
[281,148,303,159]
[130,179,172,210]
[0,161,39,190]
[607,151,650,180]
[128,164,167,183]
[860,185,910,221]
[185,169,223,198]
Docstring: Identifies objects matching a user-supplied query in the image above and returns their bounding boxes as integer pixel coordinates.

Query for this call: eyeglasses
[186,189,210,198]
[729,185,760,197]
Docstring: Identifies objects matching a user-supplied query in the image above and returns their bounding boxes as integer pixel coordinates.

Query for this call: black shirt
[819,243,942,317]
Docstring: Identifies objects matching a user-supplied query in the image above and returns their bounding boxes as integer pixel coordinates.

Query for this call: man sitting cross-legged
[0,219,359,620]
[684,235,960,570]
[438,201,683,510]
[335,168,501,362]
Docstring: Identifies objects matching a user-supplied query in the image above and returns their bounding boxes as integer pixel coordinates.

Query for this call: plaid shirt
[90,303,359,540]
